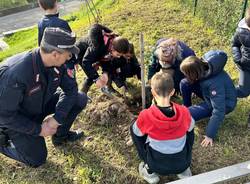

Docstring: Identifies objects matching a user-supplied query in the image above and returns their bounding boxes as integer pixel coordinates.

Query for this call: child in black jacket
[76,24,130,94]
[231,8,250,128]
[107,43,141,95]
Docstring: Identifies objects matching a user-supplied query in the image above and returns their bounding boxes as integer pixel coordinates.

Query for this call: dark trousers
[236,68,250,98]
[180,78,203,107]
[0,91,87,167]
[179,78,211,121]
[180,78,232,122]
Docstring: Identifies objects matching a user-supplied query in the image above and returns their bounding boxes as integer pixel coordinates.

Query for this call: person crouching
[130,72,195,184]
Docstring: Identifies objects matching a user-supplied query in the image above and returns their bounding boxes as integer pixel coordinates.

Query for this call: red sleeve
[136,110,148,135]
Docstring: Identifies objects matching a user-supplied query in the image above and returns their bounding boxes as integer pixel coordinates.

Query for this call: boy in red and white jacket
[130,72,195,184]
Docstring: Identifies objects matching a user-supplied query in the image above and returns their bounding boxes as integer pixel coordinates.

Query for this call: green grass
[0,28,38,61]
[0,0,28,11]
[179,0,243,39]
[0,0,250,183]
[0,0,118,62]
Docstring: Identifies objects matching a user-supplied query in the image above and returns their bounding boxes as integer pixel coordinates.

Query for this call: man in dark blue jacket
[0,27,87,167]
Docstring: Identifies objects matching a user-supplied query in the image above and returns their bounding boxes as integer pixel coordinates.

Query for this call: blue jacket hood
[202,50,227,78]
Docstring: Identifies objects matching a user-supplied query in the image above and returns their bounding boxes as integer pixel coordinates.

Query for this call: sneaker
[52,130,84,146]
[177,167,192,179]
[138,162,160,184]
[126,138,133,147]
[107,85,117,94]
[101,87,115,98]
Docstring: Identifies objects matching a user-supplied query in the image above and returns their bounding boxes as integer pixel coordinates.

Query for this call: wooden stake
[139,33,146,109]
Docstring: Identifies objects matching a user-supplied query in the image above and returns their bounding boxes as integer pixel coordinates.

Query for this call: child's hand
[201,136,213,147]
[74,64,80,72]
[96,73,108,88]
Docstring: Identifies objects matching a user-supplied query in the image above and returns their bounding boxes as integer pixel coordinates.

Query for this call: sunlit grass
[0,0,249,183]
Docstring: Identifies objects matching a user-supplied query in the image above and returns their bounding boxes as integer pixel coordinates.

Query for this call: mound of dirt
[85,94,136,126]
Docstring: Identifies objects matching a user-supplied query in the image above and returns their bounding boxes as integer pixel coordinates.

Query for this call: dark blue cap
[41,27,80,54]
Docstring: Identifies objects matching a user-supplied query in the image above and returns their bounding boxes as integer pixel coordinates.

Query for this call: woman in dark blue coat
[145,38,195,107]
[148,38,195,93]
[179,50,237,147]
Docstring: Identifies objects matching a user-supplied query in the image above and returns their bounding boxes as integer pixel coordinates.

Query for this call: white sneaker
[126,138,133,147]
[138,162,160,184]
[177,167,192,179]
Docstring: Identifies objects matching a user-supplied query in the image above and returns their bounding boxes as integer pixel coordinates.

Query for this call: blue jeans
[180,78,203,107]
[180,78,210,121]
[180,78,232,122]
[0,91,87,167]
[188,102,212,121]
[236,68,250,98]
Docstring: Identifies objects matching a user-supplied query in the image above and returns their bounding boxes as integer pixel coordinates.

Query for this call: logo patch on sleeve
[211,90,217,96]
[67,68,75,78]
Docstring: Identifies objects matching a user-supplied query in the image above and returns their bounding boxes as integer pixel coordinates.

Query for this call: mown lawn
[0,0,249,183]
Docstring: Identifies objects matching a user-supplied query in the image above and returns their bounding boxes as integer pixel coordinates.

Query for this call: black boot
[52,130,84,146]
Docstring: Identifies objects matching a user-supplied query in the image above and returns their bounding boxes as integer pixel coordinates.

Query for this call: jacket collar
[35,48,47,73]
[44,13,59,18]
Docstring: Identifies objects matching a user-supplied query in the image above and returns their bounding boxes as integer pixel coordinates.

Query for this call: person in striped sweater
[130,72,195,184]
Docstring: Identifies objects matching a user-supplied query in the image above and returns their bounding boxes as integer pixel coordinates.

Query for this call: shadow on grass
[0,156,73,184]
[54,141,141,184]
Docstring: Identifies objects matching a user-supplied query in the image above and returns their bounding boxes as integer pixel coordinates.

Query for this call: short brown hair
[38,0,57,10]
[245,8,250,27]
[180,56,208,83]
[112,37,129,54]
[151,72,174,97]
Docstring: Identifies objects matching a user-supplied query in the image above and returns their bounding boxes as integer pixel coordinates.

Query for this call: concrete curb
[2,26,36,38]
[0,3,39,18]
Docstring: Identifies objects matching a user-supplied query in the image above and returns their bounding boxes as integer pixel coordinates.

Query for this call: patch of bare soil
[85,94,136,126]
